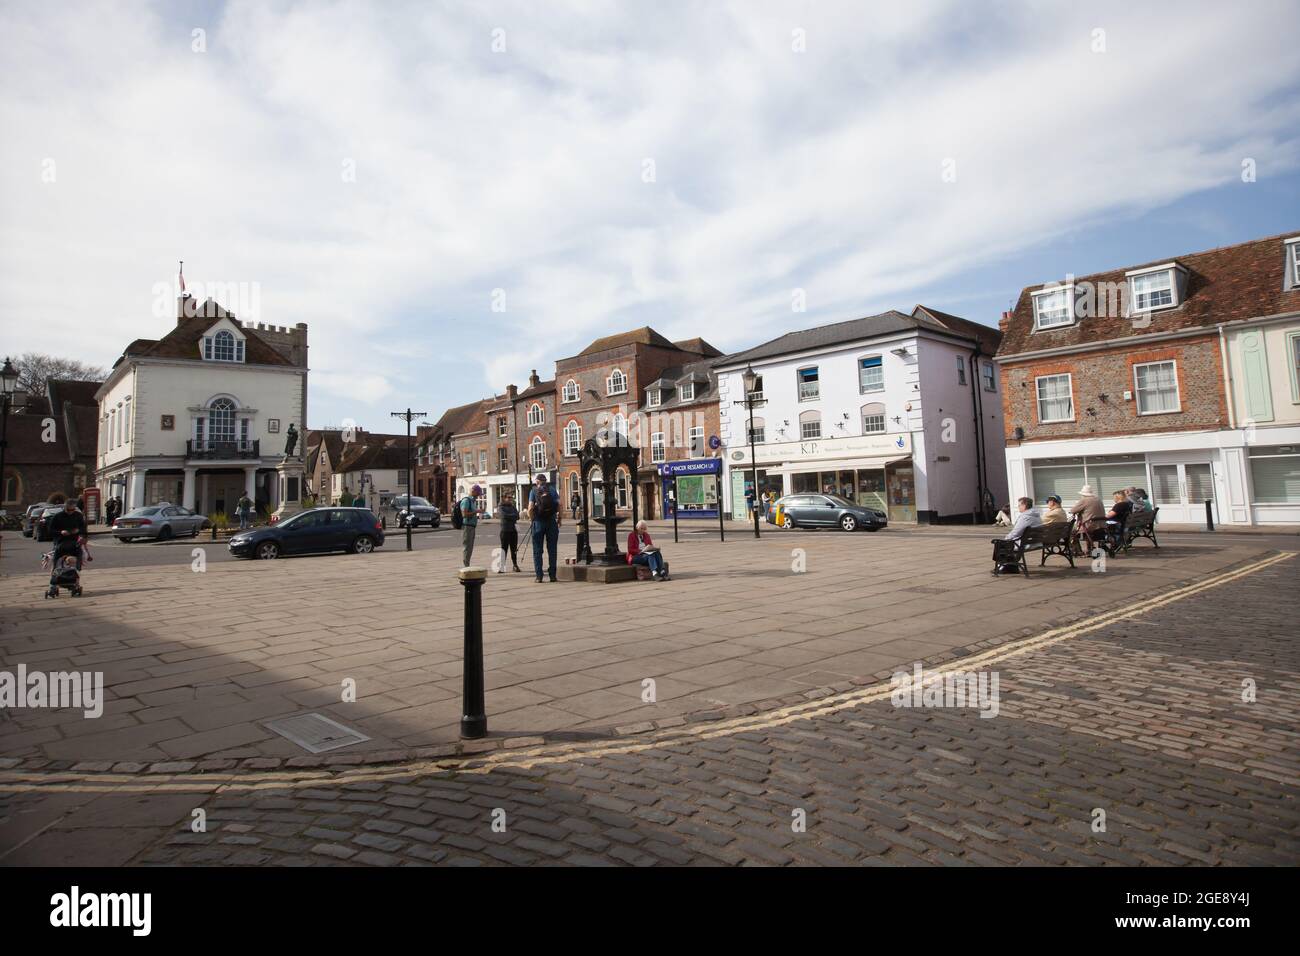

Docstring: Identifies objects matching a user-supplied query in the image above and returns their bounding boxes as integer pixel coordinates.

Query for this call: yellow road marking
[2,551,1292,796]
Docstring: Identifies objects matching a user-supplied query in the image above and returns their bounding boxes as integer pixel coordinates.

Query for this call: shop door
[1151,462,1215,523]
[887,464,915,523]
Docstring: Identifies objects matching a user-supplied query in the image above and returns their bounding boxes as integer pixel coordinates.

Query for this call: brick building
[1,379,101,515]
[641,355,725,519]
[996,231,1300,525]
[511,372,558,495]
[553,328,721,519]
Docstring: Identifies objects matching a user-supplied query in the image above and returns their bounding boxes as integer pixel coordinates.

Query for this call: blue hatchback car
[228,507,385,559]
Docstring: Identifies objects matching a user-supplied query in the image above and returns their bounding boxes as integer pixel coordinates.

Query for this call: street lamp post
[0,358,19,538]
[391,407,427,552]
[734,364,766,539]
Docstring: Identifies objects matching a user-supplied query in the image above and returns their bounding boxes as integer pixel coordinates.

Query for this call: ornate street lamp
[734,363,766,538]
[0,358,19,523]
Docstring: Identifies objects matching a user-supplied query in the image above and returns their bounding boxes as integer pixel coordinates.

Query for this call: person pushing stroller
[45,499,87,598]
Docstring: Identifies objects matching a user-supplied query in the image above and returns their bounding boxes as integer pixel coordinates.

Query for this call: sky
[2,0,1298,430]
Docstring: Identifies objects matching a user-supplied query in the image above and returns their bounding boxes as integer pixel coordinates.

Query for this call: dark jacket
[498,503,520,530]
[49,509,87,539]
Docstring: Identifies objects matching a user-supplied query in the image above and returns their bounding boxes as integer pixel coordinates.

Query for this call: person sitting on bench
[1069,484,1106,555]
[1040,495,1068,525]
[1003,497,1042,543]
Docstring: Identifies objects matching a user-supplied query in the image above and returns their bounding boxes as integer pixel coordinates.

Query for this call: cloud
[1,0,1297,426]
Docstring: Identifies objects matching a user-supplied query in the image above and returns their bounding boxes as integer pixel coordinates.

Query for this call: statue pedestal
[272,457,307,522]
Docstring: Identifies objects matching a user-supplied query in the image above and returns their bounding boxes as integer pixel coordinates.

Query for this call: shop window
[1250,446,1300,503]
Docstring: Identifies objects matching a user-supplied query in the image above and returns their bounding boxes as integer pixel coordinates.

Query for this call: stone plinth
[272,457,307,522]
[556,562,638,584]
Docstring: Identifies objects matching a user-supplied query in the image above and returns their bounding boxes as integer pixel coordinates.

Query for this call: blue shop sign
[659,458,722,477]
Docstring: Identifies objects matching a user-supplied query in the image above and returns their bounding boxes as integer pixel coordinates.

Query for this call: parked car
[228,507,384,559]
[392,494,441,529]
[22,502,51,537]
[777,493,888,532]
[34,505,65,541]
[112,503,208,541]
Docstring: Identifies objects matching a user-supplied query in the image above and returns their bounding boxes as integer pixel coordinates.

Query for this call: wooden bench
[991,517,1075,577]
[1119,506,1159,552]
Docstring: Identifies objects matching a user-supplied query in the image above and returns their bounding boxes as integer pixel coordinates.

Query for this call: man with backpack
[456,484,482,567]
[528,473,562,582]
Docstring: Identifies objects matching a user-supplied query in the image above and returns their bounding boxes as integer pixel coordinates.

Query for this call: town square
[0,0,1297,937]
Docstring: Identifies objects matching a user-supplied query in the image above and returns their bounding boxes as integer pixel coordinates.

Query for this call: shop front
[728,432,914,521]
[660,458,722,519]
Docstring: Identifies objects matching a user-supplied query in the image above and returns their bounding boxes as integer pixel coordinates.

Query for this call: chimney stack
[506,384,518,400]
[528,369,540,388]
[998,310,1012,331]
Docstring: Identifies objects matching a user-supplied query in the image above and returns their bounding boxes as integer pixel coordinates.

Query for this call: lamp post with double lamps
[390,408,427,551]
[734,364,766,539]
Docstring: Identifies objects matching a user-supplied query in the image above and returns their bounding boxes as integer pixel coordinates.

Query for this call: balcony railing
[187,439,260,460]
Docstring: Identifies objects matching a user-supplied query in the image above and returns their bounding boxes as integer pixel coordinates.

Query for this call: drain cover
[264,713,370,753]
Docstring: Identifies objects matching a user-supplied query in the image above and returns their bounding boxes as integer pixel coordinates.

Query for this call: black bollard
[458,567,488,739]
[1205,499,1215,532]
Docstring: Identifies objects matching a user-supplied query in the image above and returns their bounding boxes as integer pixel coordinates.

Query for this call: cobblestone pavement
[2,554,1295,866]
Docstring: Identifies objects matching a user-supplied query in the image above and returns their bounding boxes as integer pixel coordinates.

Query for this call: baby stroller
[44,537,85,598]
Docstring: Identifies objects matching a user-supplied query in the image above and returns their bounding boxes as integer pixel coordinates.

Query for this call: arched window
[527,403,544,426]
[861,402,886,434]
[606,368,627,396]
[208,397,237,443]
[205,329,244,362]
[563,421,582,456]
[611,413,627,444]
[562,380,579,403]
[799,409,821,440]
[746,416,766,444]
[529,437,546,471]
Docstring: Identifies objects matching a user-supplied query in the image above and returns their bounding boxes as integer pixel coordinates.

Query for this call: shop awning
[761,454,910,476]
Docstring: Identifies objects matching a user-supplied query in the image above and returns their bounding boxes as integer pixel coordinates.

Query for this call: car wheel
[255,541,280,560]
[157,525,173,542]
[840,514,858,532]
[190,525,199,537]
[784,517,796,529]
[432,519,440,529]
[353,535,375,554]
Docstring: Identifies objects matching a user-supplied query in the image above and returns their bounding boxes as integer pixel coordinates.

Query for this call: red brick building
[995,231,1300,525]
[1,379,101,515]
[553,328,721,518]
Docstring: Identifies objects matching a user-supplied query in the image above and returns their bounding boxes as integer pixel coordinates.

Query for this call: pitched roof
[336,439,410,473]
[996,232,1300,358]
[578,326,677,356]
[672,338,723,358]
[122,299,294,366]
[719,309,992,367]
[516,378,556,401]
[911,306,1002,354]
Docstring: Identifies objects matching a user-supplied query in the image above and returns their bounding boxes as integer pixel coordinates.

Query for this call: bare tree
[13,353,107,396]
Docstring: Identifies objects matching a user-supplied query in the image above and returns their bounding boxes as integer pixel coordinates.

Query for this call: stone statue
[283,423,299,458]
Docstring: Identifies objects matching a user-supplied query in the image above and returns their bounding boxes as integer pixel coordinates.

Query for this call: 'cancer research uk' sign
[728,431,912,465]
[658,459,723,477]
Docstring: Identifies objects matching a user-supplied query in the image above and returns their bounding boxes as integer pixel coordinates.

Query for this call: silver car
[112,503,208,541]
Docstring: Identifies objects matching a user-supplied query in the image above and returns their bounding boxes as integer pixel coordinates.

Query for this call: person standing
[460,484,481,567]
[569,490,581,520]
[497,492,521,573]
[236,492,254,530]
[528,473,561,582]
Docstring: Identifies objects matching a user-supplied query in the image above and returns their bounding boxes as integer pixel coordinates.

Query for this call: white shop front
[727,432,915,523]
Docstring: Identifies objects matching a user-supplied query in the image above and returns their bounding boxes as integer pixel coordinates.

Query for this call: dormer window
[646,388,661,408]
[204,329,244,362]
[1286,238,1300,288]
[679,381,695,402]
[1032,285,1075,329]
[607,369,628,396]
[1126,264,1182,314]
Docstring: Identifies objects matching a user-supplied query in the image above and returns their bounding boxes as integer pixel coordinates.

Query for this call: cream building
[95,295,308,515]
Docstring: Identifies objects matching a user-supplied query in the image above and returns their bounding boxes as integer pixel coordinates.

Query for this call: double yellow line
[2,551,1292,796]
